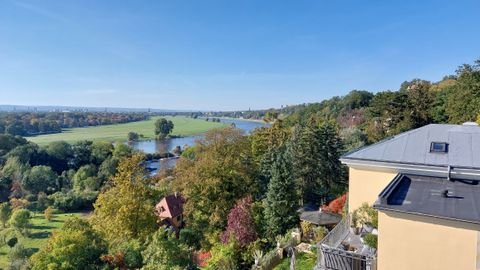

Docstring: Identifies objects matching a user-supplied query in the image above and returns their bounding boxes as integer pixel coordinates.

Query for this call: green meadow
[27,116,226,145]
[0,212,84,268]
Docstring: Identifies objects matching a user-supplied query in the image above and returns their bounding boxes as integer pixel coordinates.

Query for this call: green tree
[91,154,157,243]
[154,118,174,139]
[264,147,299,239]
[22,166,58,194]
[205,240,240,270]
[112,143,133,159]
[91,141,113,165]
[70,140,93,169]
[141,230,191,270]
[404,79,433,128]
[9,209,31,236]
[30,217,107,270]
[127,132,139,141]
[44,141,73,173]
[289,120,345,204]
[0,203,12,228]
[446,60,480,123]
[73,164,98,191]
[174,127,258,248]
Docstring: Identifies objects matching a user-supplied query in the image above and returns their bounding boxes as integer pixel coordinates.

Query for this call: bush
[44,207,54,222]
[128,132,139,141]
[356,203,378,229]
[9,209,31,236]
[7,236,18,248]
[48,191,98,211]
[363,234,377,249]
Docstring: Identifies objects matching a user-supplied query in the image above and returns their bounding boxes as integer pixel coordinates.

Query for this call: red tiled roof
[155,194,185,219]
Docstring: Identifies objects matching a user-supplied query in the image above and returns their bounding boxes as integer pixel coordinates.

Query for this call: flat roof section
[374,174,480,225]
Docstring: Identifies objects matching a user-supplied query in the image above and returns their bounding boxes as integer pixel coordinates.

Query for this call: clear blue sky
[1,0,479,110]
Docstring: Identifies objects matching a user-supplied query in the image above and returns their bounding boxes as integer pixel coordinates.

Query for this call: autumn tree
[221,196,257,247]
[30,218,107,270]
[155,118,174,139]
[174,127,257,248]
[322,193,347,214]
[44,206,54,222]
[264,146,299,239]
[91,154,157,243]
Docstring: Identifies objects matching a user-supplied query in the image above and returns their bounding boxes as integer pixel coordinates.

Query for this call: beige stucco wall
[348,167,396,212]
[378,211,480,270]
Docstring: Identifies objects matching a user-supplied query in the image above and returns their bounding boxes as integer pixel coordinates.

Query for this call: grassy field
[27,116,226,145]
[274,252,317,270]
[0,212,84,268]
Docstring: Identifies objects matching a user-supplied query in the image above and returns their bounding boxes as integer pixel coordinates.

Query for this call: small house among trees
[155,193,185,231]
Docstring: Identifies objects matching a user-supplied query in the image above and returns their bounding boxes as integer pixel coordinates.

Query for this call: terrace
[315,215,377,270]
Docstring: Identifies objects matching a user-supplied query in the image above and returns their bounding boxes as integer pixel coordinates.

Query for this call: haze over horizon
[1,0,479,110]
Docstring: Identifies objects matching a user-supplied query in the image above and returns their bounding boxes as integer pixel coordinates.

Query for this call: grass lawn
[27,116,226,145]
[0,212,83,268]
[274,252,317,270]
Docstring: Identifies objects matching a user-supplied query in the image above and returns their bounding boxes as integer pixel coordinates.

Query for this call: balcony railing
[316,215,376,270]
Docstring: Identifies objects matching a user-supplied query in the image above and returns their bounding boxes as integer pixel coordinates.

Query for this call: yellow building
[339,123,480,270]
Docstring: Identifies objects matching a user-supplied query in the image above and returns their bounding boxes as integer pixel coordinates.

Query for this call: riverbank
[26,116,226,145]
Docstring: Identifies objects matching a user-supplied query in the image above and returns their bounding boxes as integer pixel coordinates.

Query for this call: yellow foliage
[91,154,157,244]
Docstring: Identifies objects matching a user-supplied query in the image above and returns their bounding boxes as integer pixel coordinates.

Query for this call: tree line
[0,112,148,136]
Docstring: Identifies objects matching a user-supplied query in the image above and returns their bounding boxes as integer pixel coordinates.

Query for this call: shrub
[9,209,31,236]
[363,234,377,249]
[48,191,98,211]
[313,226,327,242]
[356,203,378,228]
[44,207,54,222]
[7,236,18,248]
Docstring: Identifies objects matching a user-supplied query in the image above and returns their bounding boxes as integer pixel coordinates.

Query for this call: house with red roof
[155,193,185,230]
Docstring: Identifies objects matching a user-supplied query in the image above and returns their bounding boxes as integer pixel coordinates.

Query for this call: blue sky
[0,0,479,110]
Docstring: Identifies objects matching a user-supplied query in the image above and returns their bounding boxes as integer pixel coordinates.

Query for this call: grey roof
[299,210,342,226]
[342,123,480,169]
[374,174,480,224]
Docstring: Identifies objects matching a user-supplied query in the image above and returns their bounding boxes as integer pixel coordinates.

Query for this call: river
[129,118,268,174]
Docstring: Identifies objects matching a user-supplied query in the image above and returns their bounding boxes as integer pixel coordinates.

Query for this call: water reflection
[132,119,268,174]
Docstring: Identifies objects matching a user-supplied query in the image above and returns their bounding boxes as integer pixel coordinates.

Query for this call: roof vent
[462,122,478,126]
[430,142,448,153]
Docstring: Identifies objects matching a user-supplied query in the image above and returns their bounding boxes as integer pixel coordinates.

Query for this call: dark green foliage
[0,135,27,157]
[0,112,147,136]
[22,166,58,194]
[48,190,98,211]
[264,147,299,239]
[289,121,345,204]
[43,141,73,173]
[128,131,140,141]
[446,60,480,123]
[91,141,114,165]
[70,140,93,169]
[155,118,174,139]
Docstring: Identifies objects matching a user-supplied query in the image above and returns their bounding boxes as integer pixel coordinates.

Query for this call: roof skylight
[430,142,448,153]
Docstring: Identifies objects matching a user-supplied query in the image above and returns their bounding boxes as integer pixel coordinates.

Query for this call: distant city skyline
[1,0,479,110]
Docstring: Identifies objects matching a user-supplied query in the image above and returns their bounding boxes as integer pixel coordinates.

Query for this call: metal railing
[316,215,376,270]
